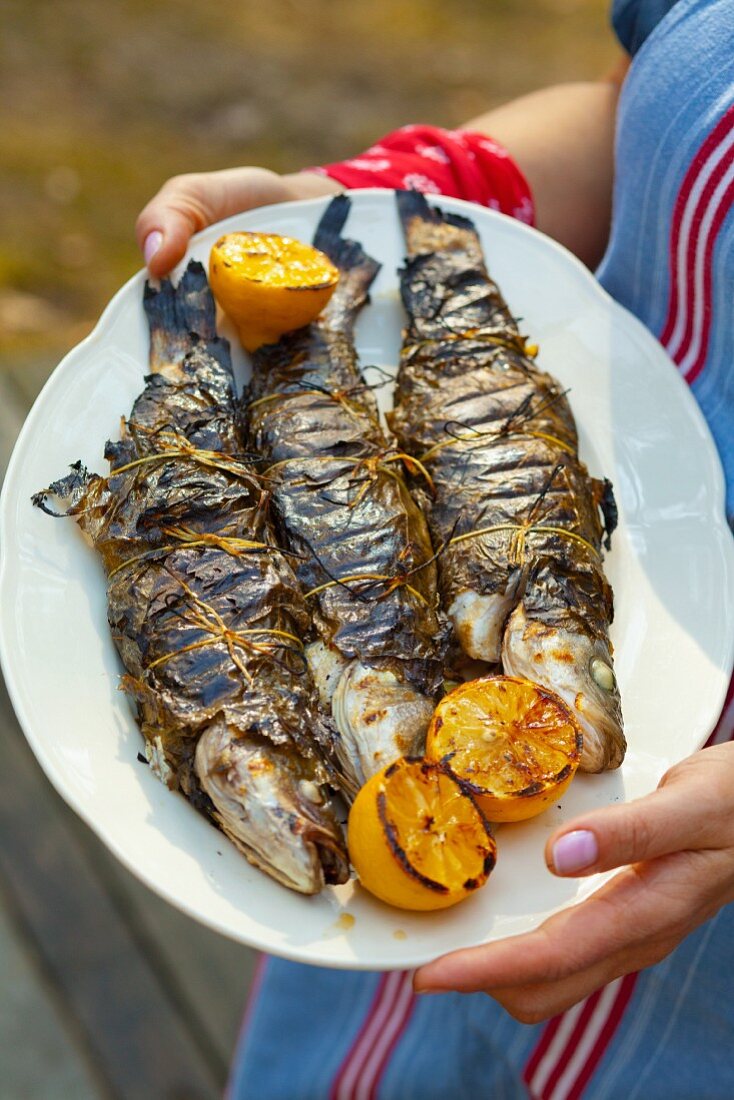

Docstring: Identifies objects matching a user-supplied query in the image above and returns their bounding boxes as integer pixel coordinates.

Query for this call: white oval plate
[2,190,733,969]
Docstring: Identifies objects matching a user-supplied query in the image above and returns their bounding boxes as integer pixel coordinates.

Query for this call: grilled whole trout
[33,262,349,893]
[243,196,447,789]
[389,191,624,772]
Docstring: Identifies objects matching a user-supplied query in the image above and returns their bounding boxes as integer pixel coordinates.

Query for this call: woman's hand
[414,742,734,1023]
[135,167,342,277]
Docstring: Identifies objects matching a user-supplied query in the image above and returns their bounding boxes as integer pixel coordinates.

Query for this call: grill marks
[390,194,607,626]
[390,192,624,771]
[243,197,448,700]
[34,260,351,892]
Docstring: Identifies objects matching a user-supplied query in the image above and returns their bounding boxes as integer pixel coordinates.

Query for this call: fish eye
[589,657,615,692]
[299,780,325,805]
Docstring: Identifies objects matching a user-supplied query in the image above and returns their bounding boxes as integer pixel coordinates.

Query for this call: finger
[415,875,629,996]
[478,936,667,1024]
[136,175,216,277]
[478,958,635,1024]
[452,906,687,1023]
[137,215,195,279]
[546,750,734,876]
[417,905,679,1024]
[415,850,720,997]
[135,167,291,277]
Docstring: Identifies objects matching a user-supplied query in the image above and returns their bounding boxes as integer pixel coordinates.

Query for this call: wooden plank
[0,350,258,1083]
[97,861,255,1070]
[0,898,105,1099]
[0,674,222,1100]
[1,350,255,1082]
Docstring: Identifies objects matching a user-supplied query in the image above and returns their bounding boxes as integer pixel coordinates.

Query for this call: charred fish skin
[243,196,448,789]
[390,191,624,772]
[33,261,349,893]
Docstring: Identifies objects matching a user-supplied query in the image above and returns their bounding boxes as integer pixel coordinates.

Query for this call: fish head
[502,603,625,772]
[331,660,435,789]
[195,720,349,893]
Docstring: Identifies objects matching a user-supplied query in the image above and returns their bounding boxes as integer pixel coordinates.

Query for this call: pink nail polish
[143,230,163,266]
[551,830,598,875]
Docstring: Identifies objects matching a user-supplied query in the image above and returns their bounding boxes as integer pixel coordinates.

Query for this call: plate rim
[1,188,733,966]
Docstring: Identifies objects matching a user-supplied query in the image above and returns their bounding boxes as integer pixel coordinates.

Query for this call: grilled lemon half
[209,231,339,352]
[347,757,496,911]
[426,675,582,823]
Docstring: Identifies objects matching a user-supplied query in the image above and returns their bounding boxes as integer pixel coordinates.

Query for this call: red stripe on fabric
[329,972,393,1100]
[349,972,414,1100]
[684,171,734,382]
[666,136,734,369]
[224,953,269,1100]
[659,103,734,350]
[705,668,734,746]
[329,971,406,1100]
[523,972,641,1100]
[664,127,734,360]
[522,1013,565,1092]
[365,977,417,1100]
[563,973,639,1100]
[537,989,604,1100]
[235,953,268,1045]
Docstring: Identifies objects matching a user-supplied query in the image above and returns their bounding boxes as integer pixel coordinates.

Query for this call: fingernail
[550,829,598,875]
[413,982,441,995]
[143,230,163,266]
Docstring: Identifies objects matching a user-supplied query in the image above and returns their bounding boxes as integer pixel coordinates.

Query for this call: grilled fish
[243,196,447,789]
[33,262,349,893]
[389,191,624,772]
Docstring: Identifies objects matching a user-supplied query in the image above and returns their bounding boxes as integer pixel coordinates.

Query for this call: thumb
[546,756,722,876]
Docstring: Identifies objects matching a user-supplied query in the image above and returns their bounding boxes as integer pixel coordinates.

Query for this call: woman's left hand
[413,742,734,1023]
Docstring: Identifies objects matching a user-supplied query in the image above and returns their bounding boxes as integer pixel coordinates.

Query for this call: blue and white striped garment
[598,0,734,526]
[230,907,734,1099]
[229,3,734,1097]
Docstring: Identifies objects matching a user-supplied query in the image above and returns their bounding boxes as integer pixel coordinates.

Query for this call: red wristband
[309,124,534,224]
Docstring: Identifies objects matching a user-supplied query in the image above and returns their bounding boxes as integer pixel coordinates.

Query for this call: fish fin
[31,460,99,516]
[444,210,479,232]
[593,477,618,550]
[310,197,380,330]
[396,189,484,265]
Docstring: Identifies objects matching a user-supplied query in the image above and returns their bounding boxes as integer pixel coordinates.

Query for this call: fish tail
[396,188,478,231]
[396,188,436,226]
[312,193,351,247]
[396,188,482,259]
[312,196,381,323]
[144,260,220,373]
[313,195,381,276]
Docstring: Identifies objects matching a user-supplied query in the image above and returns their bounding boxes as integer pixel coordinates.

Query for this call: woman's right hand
[135,167,343,277]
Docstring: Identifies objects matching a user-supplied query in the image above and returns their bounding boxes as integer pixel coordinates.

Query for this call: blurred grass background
[2,0,616,376]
